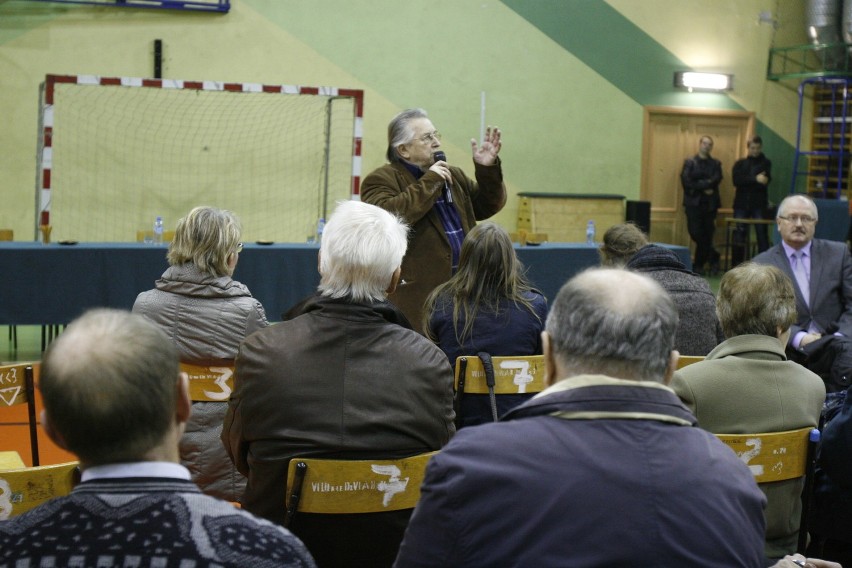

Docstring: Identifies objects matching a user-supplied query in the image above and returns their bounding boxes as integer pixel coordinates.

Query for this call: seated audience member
[222,200,455,568]
[753,194,852,393]
[394,268,768,567]
[602,223,723,355]
[133,205,268,502]
[423,221,548,427]
[808,387,852,566]
[626,243,724,355]
[0,309,314,568]
[671,262,825,560]
[599,221,648,266]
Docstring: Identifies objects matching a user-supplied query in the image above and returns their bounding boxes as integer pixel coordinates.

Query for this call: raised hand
[471,126,502,166]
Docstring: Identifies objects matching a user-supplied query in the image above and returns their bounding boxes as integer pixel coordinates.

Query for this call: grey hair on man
[386,108,429,163]
[544,268,679,383]
[318,200,409,303]
[777,194,818,222]
[39,308,183,466]
[716,262,797,339]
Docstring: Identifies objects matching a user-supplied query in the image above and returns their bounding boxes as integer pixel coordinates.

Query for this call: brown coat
[361,160,505,330]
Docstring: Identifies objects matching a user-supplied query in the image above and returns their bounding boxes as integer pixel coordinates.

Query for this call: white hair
[318,200,409,302]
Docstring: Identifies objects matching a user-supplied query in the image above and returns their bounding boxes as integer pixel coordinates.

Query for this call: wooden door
[641,108,755,249]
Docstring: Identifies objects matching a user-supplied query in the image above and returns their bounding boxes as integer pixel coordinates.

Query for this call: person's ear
[542,331,559,386]
[176,372,191,425]
[386,267,402,294]
[396,144,410,161]
[41,410,70,451]
[662,350,679,385]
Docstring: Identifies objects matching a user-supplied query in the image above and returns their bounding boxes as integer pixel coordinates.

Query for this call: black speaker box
[625,200,651,234]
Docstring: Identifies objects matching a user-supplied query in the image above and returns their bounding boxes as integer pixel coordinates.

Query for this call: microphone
[432,151,452,203]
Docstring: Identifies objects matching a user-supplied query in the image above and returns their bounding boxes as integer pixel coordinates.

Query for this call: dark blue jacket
[811,389,852,542]
[428,291,548,426]
[395,376,767,568]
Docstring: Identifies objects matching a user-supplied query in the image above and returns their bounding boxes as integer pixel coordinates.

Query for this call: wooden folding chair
[0,461,80,520]
[454,354,547,427]
[715,427,821,553]
[676,355,705,369]
[0,363,40,466]
[283,451,437,528]
[180,362,235,402]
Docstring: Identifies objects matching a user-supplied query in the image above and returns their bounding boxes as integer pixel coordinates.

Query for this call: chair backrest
[716,427,820,553]
[179,362,235,402]
[0,363,40,466]
[0,461,80,520]
[454,354,547,395]
[454,354,547,426]
[676,355,705,369]
[715,427,814,484]
[284,451,437,527]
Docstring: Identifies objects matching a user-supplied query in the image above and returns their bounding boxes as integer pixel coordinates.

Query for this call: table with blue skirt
[0,241,690,325]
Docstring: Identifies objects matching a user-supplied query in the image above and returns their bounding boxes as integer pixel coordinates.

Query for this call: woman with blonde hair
[133,206,268,501]
[424,222,547,426]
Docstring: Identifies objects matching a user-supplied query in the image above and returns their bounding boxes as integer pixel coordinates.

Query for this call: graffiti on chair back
[0,366,23,407]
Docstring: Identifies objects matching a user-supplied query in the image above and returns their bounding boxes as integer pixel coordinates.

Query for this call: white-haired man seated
[223,200,455,568]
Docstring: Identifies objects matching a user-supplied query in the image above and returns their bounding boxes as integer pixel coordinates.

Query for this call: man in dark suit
[753,195,852,390]
[681,135,723,275]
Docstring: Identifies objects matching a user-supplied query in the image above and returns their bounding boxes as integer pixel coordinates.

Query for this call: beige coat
[361,160,505,330]
[671,334,825,559]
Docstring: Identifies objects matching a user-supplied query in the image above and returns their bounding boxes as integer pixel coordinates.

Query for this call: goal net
[36,75,363,243]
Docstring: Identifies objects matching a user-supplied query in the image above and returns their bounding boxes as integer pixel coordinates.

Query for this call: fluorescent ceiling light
[674,71,733,92]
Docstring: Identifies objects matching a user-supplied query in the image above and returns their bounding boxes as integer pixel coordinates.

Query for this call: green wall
[0,0,808,236]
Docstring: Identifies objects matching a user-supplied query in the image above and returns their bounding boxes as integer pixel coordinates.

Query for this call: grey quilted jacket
[133,262,269,501]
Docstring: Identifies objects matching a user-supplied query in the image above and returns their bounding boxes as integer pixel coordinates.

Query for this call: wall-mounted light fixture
[673,71,733,92]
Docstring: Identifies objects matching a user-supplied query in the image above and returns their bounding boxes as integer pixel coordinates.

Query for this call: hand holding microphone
[431,151,453,203]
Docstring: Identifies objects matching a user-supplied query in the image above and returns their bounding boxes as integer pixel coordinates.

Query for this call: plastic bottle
[585,220,596,245]
[316,217,325,245]
[153,216,164,245]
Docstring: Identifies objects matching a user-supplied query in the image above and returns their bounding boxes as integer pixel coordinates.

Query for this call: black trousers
[685,206,719,270]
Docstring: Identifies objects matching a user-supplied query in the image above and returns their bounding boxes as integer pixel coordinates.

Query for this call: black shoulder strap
[478,352,499,422]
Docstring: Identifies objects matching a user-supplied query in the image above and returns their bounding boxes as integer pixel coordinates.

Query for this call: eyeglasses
[778,215,816,225]
[417,131,441,144]
[236,242,244,252]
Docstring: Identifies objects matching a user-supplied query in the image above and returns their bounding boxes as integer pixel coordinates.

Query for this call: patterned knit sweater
[0,478,316,568]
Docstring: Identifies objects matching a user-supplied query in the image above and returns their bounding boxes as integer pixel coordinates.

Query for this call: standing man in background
[361,108,506,331]
[681,135,722,275]
[731,135,772,266]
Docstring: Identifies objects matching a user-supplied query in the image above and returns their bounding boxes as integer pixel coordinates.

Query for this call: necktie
[792,250,810,307]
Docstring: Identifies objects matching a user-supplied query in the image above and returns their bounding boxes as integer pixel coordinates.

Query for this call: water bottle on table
[585,220,596,245]
[153,216,164,245]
